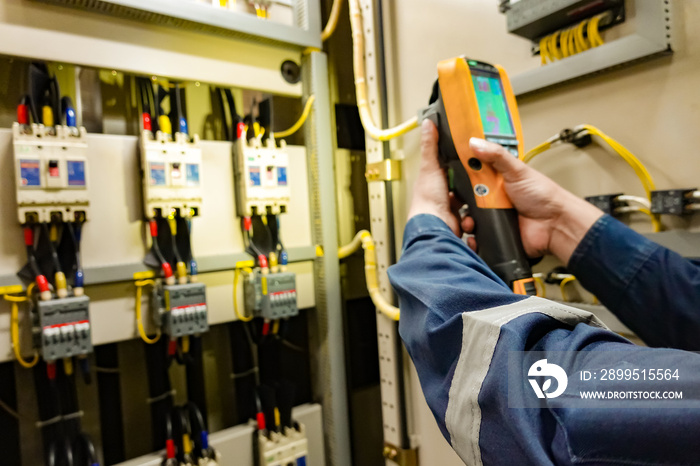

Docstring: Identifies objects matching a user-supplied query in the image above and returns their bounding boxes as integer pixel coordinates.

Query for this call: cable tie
[146,389,176,404]
[34,411,84,429]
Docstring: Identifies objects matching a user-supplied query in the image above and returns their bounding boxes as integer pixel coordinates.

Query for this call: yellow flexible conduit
[524,125,661,232]
[272,95,316,139]
[321,0,343,41]
[339,230,400,321]
[348,0,418,141]
[135,279,160,344]
[4,289,40,368]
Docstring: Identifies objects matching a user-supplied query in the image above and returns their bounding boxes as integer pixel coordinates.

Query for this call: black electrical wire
[75,434,97,466]
[65,222,82,271]
[42,223,63,275]
[95,344,125,464]
[33,362,62,466]
[46,441,57,466]
[144,338,174,451]
[184,337,207,427]
[224,88,242,140]
[62,436,75,466]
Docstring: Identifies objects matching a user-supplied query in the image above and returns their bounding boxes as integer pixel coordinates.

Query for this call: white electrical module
[258,423,308,466]
[140,131,203,218]
[12,123,90,224]
[234,137,291,217]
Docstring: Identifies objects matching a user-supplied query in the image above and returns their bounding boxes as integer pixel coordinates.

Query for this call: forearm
[568,215,700,350]
[548,191,604,266]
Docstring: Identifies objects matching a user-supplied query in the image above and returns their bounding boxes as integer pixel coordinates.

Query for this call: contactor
[13,123,89,224]
[34,295,92,361]
[153,282,209,337]
[234,137,291,216]
[244,270,298,320]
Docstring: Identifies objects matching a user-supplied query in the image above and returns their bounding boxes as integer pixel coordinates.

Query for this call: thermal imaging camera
[419,57,536,296]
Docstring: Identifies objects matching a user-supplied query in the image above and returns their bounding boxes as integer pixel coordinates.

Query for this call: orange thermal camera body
[419,57,535,296]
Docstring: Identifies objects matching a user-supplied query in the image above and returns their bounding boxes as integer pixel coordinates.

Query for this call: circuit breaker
[258,424,308,466]
[140,131,203,218]
[234,137,291,216]
[12,123,89,224]
[153,283,209,337]
[34,295,92,361]
[243,270,298,320]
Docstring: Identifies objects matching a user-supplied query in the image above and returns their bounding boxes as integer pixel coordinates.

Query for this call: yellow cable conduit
[272,95,316,140]
[134,279,160,344]
[3,284,39,368]
[523,125,661,232]
[321,0,343,41]
[348,0,418,141]
[338,230,400,321]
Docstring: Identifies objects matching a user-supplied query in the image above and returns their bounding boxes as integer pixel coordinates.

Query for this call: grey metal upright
[301,49,353,466]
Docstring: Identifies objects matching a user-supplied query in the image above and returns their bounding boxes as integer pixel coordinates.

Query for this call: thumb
[420,119,440,168]
[469,137,526,182]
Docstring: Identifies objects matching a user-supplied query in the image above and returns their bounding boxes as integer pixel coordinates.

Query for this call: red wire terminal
[243,217,252,232]
[168,340,178,356]
[46,362,57,380]
[17,104,29,125]
[262,320,271,336]
[142,112,152,132]
[161,262,173,279]
[258,254,268,269]
[36,275,50,294]
[256,412,266,431]
[165,439,176,459]
[23,227,34,246]
[237,122,246,140]
[149,220,158,238]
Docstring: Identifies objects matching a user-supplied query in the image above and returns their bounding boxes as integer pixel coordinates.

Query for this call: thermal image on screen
[471,71,515,137]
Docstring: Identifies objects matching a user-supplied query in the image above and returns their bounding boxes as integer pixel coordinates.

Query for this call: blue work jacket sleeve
[568,214,700,350]
[388,214,700,466]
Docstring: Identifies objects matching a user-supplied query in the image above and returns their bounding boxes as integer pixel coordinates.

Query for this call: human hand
[465,138,604,264]
[407,120,463,236]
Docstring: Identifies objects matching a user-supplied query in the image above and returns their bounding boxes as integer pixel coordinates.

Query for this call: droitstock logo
[528,359,568,399]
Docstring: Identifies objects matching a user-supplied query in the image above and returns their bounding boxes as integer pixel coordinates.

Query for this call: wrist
[548,192,604,266]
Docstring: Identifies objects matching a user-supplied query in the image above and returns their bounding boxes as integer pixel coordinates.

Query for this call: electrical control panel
[155,283,209,337]
[506,0,623,41]
[234,137,291,216]
[12,123,90,224]
[34,295,92,361]
[244,271,298,320]
[651,189,698,215]
[258,424,308,466]
[140,131,203,218]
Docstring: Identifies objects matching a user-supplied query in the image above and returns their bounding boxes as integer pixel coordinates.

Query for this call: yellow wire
[522,140,552,163]
[4,294,39,368]
[135,279,160,344]
[181,335,190,354]
[576,19,590,51]
[533,276,546,298]
[549,31,562,61]
[63,357,73,375]
[560,276,577,302]
[539,36,550,65]
[560,29,570,58]
[272,320,280,335]
[589,14,605,47]
[233,268,254,322]
[272,95,316,139]
[321,0,343,41]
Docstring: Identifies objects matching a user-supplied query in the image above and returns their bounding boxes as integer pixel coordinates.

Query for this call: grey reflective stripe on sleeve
[445,296,608,465]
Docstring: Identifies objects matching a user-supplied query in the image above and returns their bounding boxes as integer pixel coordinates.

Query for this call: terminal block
[140,131,203,218]
[234,137,290,216]
[13,123,89,224]
[155,283,209,337]
[244,271,298,320]
[34,296,92,361]
[651,189,697,215]
[258,424,308,466]
[585,193,624,215]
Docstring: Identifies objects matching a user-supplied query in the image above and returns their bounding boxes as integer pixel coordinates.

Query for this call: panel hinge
[365,159,402,182]
[384,443,418,466]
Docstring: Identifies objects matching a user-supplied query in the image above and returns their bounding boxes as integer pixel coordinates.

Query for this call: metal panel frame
[511,0,673,95]
[32,0,321,50]
[359,0,412,459]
